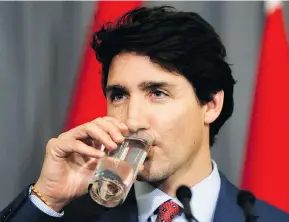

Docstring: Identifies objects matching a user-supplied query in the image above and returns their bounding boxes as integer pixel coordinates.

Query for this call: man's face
[106,53,208,183]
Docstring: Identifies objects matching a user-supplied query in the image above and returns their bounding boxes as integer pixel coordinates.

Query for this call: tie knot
[156,201,181,222]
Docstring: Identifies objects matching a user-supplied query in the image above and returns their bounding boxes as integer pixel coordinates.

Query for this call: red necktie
[156,201,181,222]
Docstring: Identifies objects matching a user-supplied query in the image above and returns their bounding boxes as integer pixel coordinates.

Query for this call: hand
[34,117,129,212]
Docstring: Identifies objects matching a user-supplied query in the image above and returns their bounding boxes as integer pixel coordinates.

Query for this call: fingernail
[117,135,124,141]
[99,151,106,157]
[110,142,117,149]
[120,123,128,129]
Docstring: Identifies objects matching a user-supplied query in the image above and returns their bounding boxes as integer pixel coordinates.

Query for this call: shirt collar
[134,160,221,222]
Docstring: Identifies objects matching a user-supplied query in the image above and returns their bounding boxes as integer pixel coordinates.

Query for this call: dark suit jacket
[1,172,289,222]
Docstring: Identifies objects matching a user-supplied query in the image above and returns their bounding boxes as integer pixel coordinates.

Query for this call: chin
[136,159,152,181]
[136,172,160,183]
[136,159,171,183]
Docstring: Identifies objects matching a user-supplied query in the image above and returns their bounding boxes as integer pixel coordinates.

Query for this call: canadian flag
[65,1,142,131]
[241,0,289,213]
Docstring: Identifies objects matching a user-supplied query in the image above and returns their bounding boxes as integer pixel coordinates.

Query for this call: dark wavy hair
[91,6,236,146]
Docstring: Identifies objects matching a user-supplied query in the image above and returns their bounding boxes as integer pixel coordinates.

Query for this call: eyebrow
[137,81,174,91]
[105,81,174,96]
[105,84,129,97]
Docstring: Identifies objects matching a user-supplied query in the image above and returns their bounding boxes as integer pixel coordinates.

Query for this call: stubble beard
[136,161,175,184]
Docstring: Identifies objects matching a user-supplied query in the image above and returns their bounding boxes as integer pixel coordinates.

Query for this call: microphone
[237,190,259,222]
[176,185,199,222]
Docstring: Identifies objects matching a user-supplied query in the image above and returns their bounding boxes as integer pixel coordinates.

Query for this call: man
[1,6,288,222]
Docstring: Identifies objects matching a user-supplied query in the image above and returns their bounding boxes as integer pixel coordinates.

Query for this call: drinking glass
[88,130,154,208]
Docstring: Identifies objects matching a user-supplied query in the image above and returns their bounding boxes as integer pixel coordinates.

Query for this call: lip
[146,145,156,159]
[148,145,156,151]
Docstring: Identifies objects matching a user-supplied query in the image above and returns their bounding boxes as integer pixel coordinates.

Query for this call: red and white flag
[65,1,142,130]
[241,0,289,213]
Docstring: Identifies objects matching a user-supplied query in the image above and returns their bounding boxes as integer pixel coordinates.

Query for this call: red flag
[65,1,142,130]
[241,1,289,213]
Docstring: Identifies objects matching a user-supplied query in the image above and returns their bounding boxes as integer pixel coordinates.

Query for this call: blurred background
[0,1,289,212]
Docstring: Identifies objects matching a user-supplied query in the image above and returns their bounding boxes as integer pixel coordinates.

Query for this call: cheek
[148,104,186,147]
[149,102,204,152]
[107,105,127,121]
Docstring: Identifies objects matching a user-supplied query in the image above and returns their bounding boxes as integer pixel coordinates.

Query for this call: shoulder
[254,198,289,221]
[219,171,289,221]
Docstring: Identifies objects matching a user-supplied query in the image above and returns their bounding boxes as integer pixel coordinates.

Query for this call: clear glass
[88,130,154,208]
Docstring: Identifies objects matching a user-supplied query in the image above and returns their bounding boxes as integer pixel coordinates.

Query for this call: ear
[204,91,224,125]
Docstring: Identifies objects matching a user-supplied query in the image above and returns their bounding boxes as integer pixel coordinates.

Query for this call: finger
[82,157,99,171]
[92,118,125,144]
[58,123,117,150]
[58,124,89,139]
[102,117,129,134]
[139,164,145,171]
[47,138,106,159]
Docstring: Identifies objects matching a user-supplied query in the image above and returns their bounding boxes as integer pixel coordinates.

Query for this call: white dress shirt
[29,160,221,222]
[134,160,221,222]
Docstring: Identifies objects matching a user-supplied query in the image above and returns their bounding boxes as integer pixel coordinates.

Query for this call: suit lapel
[213,172,244,222]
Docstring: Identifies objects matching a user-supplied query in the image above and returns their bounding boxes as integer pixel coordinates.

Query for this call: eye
[109,92,127,103]
[151,89,168,99]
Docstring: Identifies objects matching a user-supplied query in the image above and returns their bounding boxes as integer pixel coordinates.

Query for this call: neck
[155,146,212,197]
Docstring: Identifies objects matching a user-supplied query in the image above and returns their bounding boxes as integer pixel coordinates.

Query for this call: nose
[124,98,150,133]
[125,117,150,133]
